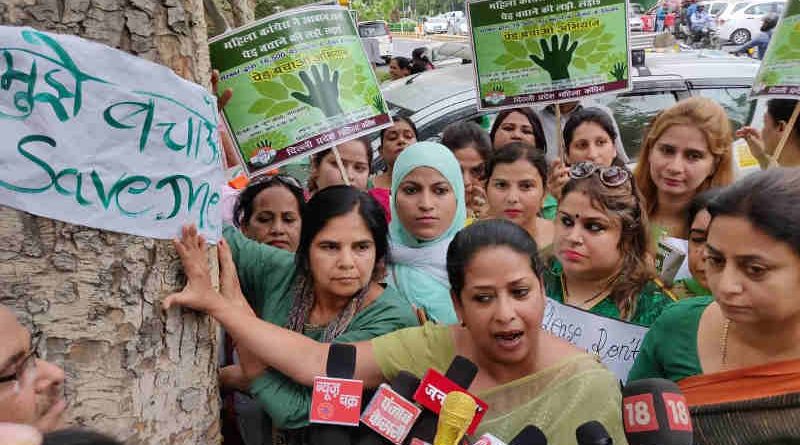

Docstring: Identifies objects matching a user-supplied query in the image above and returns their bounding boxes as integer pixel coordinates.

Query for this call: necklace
[721,318,731,365]
[561,273,613,309]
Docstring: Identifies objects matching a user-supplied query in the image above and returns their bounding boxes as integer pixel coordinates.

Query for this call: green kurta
[372,323,628,445]
[544,260,675,327]
[224,227,419,430]
[627,296,712,383]
[541,194,558,220]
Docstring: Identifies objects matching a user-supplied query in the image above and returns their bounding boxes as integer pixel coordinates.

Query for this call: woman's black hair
[441,120,492,161]
[489,108,548,153]
[380,116,418,146]
[43,429,123,445]
[484,142,548,185]
[563,107,618,150]
[233,175,306,229]
[295,185,390,276]
[687,187,722,227]
[447,219,543,298]
[411,47,432,74]
[767,99,800,138]
[707,167,800,256]
[391,56,413,71]
[411,47,431,63]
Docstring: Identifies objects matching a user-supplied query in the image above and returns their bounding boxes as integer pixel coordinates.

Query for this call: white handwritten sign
[541,297,648,382]
[0,26,223,241]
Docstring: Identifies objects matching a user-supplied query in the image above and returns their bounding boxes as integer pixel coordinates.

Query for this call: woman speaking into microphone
[164,219,628,444]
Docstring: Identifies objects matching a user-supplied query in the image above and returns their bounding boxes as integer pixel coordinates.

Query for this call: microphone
[407,356,480,443]
[357,371,423,444]
[622,378,693,445]
[472,425,548,445]
[307,343,362,445]
[576,421,613,445]
[433,391,477,445]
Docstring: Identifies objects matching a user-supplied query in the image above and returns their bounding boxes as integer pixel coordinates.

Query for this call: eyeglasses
[0,332,41,387]
[251,173,303,191]
[569,161,631,187]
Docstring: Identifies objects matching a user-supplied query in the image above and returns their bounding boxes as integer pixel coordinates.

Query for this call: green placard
[209,6,391,176]
[467,0,632,109]
[752,0,800,98]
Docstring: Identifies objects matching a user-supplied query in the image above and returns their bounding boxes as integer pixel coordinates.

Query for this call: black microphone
[510,425,548,445]
[307,343,359,445]
[576,421,613,445]
[356,371,422,445]
[622,378,693,445]
[406,356,479,444]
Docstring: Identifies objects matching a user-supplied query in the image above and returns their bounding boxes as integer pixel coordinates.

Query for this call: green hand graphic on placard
[529,34,579,81]
[610,62,626,81]
[290,64,343,118]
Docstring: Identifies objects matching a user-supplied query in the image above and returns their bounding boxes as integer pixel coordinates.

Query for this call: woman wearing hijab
[387,142,467,325]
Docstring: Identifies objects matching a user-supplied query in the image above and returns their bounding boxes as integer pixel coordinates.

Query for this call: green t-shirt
[544,260,675,327]
[223,226,419,429]
[627,296,712,383]
[670,277,711,300]
[541,194,558,220]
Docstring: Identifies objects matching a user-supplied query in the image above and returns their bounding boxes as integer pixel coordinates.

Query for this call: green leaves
[280,73,304,92]
[270,100,297,115]
[254,80,288,100]
[494,54,515,65]
[248,98,273,114]
[503,39,528,58]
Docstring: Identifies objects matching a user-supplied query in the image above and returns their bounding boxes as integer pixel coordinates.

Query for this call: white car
[718,0,785,44]
[423,16,449,34]
[358,21,392,61]
[629,11,644,32]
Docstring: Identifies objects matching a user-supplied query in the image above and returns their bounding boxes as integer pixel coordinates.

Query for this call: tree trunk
[228,0,255,27]
[0,1,221,444]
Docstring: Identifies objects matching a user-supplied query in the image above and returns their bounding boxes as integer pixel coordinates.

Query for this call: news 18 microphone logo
[310,376,364,426]
[360,383,422,444]
[622,392,692,432]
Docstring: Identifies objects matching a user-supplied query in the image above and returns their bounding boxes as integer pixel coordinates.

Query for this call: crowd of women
[165,77,800,445]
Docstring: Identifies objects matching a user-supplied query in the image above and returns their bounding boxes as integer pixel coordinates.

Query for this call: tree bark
[228,0,255,27]
[0,1,221,444]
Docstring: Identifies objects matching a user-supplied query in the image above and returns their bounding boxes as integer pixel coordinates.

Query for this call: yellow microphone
[433,391,478,445]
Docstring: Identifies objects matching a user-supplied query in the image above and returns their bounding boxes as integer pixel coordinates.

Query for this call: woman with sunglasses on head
[387,142,466,324]
[628,169,800,442]
[485,142,555,250]
[232,175,306,252]
[371,117,419,223]
[441,120,492,221]
[164,219,629,445]
[545,162,675,326]
[207,186,418,444]
[307,137,373,194]
[547,108,627,202]
[489,108,559,222]
[634,97,734,283]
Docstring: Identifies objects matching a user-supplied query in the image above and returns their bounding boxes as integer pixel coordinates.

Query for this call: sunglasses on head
[569,161,631,187]
[251,173,303,190]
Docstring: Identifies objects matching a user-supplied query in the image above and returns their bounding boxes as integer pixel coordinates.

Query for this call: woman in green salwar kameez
[164,219,628,444]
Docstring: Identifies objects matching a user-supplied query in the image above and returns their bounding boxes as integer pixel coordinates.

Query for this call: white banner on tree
[541,298,648,382]
[0,26,223,241]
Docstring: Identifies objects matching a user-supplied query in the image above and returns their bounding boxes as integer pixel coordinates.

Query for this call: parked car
[377,50,761,176]
[423,16,449,34]
[716,0,754,25]
[718,0,785,44]
[629,10,645,31]
[427,41,473,68]
[358,20,392,61]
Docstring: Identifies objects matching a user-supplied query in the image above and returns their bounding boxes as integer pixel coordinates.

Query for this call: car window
[594,92,679,160]
[694,88,754,132]
[744,4,767,14]
[359,23,387,37]
[710,2,726,15]
[730,2,749,14]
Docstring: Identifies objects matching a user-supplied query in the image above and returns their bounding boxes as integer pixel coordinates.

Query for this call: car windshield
[359,23,387,37]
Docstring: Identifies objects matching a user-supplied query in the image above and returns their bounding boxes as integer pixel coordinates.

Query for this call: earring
[460,320,467,328]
